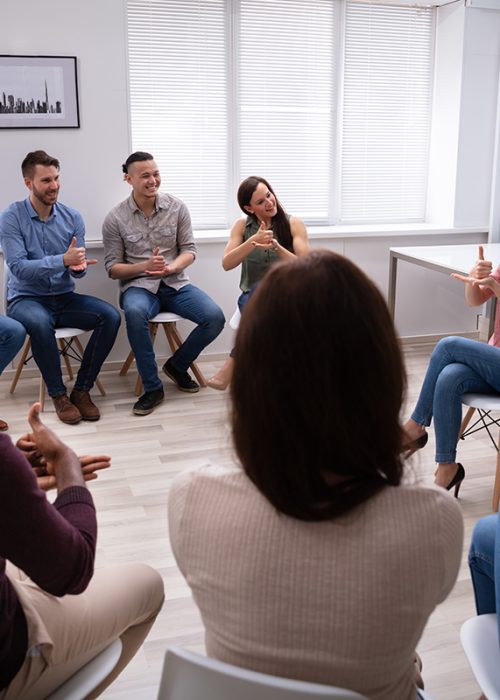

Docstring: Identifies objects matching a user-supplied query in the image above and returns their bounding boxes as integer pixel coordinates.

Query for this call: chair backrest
[157,646,369,700]
[46,638,122,700]
[460,613,500,700]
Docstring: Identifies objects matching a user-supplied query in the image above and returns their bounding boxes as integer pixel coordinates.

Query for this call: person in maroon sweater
[0,404,164,700]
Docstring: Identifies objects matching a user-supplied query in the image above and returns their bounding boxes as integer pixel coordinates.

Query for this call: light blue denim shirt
[0,198,86,302]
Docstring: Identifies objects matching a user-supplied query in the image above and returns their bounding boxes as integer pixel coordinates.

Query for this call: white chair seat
[460,613,500,700]
[157,645,370,699]
[46,638,122,700]
[54,327,87,339]
[148,312,186,324]
[462,393,500,411]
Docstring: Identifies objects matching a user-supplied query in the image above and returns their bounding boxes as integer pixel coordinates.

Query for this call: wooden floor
[2,343,494,699]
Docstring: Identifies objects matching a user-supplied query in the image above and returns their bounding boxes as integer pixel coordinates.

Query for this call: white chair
[3,265,105,411]
[459,393,500,511]
[120,311,207,395]
[157,645,370,700]
[229,307,241,330]
[46,638,122,700]
[460,613,500,700]
[9,329,106,412]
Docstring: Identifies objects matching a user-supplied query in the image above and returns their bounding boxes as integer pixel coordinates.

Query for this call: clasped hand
[16,403,111,491]
[64,236,98,272]
[145,246,175,277]
[252,220,278,251]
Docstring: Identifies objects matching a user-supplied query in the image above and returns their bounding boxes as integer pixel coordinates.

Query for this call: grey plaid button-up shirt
[102,192,197,293]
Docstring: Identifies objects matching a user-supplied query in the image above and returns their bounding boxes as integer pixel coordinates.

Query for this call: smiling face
[24,164,60,209]
[125,159,161,202]
[244,182,278,225]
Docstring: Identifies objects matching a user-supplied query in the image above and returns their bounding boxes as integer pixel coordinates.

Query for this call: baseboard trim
[399,331,480,346]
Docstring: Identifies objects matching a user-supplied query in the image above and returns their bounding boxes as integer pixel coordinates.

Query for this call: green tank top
[239,216,288,292]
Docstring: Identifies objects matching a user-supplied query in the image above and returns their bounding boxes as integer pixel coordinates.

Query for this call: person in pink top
[404,245,500,495]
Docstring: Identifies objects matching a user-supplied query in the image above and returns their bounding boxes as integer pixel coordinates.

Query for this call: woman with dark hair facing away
[169,250,463,700]
[403,245,500,495]
[207,175,309,390]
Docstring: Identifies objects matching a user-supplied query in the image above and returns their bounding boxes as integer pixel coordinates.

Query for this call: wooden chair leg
[493,435,500,513]
[59,338,75,381]
[10,338,32,394]
[72,336,106,396]
[459,406,476,440]
[166,324,207,387]
[120,350,136,377]
[39,377,46,412]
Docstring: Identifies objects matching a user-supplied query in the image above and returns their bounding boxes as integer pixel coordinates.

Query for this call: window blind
[127,0,227,228]
[238,0,336,222]
[127,0,435,228]
[341,2,434,222]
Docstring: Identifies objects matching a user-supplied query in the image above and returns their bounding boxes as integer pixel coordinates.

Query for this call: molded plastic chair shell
[46,638,122,700]
[157,645,370,700]
[460,613,500,700]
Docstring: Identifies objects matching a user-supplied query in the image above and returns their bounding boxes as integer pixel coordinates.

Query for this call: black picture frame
[0,55,80,129]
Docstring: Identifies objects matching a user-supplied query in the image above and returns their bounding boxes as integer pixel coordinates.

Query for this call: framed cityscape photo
[0,55,79,129]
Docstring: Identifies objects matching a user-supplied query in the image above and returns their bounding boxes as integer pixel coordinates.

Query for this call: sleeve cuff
[54,485,95,510]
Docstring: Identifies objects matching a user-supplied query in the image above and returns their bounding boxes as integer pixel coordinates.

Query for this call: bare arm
[274,216,309,260]
[222,219,254,270]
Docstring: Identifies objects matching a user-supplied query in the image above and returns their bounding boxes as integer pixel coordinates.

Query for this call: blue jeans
[121,284,225,393]
[468,510,500,644]
[411,336,500,463]
[7,293,121,397]
[0,316,26,374]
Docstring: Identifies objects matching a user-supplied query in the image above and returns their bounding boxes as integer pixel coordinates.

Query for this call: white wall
[0,0,131,237]
[0,0,497,366]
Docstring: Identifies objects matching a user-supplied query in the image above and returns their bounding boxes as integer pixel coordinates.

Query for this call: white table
[388,243,500,322]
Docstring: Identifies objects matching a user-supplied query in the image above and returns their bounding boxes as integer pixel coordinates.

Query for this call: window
[127,0,434,228]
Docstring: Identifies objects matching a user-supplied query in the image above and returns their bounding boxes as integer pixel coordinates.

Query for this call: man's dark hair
[122,151,154,174]
[21,150,60,179]
[231,249,406,522]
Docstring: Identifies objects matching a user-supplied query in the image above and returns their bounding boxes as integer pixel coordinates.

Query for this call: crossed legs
[405,336,500,487]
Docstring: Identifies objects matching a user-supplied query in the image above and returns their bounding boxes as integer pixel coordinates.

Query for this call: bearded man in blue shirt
[0,150,121,425]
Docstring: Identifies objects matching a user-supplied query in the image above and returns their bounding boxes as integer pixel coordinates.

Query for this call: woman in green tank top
[207,176,309,390]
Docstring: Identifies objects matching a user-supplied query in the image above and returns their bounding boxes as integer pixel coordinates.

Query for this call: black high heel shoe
[445,463,465,498]
[403,431,428,458]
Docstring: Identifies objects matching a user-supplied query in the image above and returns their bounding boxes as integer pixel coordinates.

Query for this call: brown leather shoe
[70,389,100,421]
[0,418,8,431]
[53,394,82,424]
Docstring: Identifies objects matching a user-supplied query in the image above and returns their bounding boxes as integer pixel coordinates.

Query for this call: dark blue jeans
[8,293,121,397]
[0,316,26,374]
[468,510,500,644]
[121,284,224,392]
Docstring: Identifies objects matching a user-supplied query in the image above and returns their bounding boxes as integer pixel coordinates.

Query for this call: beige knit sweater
[168,464,463,700]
